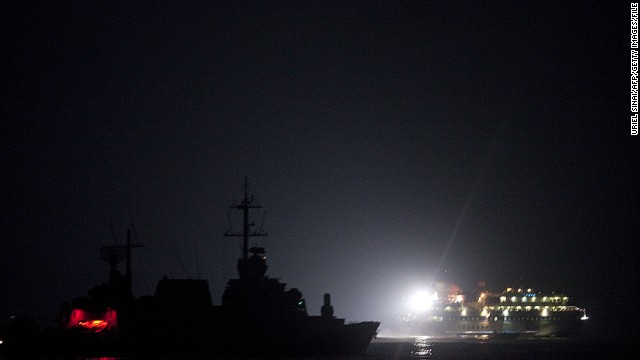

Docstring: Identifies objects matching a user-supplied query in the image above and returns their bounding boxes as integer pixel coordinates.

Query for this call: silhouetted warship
[51,179,380,358]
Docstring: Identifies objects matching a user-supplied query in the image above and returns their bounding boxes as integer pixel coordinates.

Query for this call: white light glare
[410,291,438,312]
[581,309,589,320]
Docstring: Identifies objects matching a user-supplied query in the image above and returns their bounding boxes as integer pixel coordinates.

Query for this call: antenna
[224,177,268,260]
[101,224,144,297]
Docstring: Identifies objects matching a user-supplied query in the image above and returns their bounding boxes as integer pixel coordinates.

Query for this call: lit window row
[499,295,569,304]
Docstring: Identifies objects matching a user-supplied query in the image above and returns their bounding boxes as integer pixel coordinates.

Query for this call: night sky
[2,1,637,341]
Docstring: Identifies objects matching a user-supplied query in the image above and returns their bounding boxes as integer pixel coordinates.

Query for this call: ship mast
[225,177,267,260]
[100,224,143,298]
[124,227,143,293]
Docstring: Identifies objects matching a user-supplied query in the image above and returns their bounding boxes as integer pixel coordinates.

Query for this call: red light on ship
[67,308,117,332]
[78,319,108,332]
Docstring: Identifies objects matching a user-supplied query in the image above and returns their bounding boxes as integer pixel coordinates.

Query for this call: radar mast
[224,177,268,260]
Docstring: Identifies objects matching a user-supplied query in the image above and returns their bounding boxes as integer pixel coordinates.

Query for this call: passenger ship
[397,283,589,338]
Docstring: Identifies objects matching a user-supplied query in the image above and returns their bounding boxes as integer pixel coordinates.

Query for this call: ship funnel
[321,293,334,318]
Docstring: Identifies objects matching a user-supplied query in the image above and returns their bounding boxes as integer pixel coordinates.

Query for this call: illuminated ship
[393,282,588,338]
[56,179,379,357]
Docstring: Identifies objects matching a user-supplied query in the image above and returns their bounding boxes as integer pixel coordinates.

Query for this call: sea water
[365,337,636,360]
[67,337,639,360]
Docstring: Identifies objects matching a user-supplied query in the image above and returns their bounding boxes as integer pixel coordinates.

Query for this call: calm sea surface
[365,337,636,360]
[76,337,637,360]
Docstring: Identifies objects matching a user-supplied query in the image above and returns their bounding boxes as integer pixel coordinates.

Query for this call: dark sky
[1,1,637,339]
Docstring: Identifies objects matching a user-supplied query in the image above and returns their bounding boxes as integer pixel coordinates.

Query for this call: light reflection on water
[410,336,434,359]
[368,336,636,360]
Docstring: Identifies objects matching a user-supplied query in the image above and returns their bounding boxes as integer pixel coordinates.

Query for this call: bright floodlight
[409,291,438,312]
